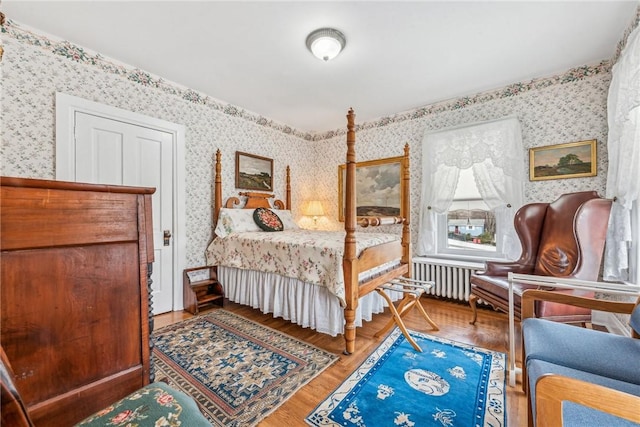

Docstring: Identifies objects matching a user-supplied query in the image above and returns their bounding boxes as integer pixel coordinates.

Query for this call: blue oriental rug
[306,328,506,427]
[152,310,338,426]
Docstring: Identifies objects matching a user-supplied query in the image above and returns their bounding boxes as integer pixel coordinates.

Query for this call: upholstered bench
[521,288,640,427]
[75,381,211,426]
[1,346,211,427]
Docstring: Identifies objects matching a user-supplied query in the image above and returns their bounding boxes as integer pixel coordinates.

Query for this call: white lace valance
[426,118,525,180]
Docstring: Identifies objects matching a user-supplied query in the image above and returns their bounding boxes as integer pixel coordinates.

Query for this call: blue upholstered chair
[521,288,640,427]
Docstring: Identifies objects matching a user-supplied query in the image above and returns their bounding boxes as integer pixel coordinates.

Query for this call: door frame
[55,92,186,312]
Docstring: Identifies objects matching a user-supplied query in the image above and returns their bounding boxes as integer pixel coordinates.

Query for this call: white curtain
[417,117,524,258]
[604,24,640,282]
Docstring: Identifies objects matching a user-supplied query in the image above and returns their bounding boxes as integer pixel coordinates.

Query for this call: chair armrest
[535,374,640,427]
[521,289,637,319]
[512,273,640,319]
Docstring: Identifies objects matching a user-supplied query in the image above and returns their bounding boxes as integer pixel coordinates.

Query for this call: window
[416,117,524,260]
[436,168,501,258]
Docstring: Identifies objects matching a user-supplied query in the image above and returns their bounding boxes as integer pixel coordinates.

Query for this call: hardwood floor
[154,297,528,426]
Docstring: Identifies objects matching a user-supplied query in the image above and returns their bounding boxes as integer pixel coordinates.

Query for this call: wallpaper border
[612,2,640,64]
[1,13,634,141]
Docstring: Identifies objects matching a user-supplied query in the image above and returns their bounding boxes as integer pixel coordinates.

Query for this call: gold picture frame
[235,151,273,191]
[529,139,597,181]
[338,156,405,222]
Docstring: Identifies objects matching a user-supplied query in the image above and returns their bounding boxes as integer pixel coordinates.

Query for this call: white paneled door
[73,112,174,314]
[56,93,185,316]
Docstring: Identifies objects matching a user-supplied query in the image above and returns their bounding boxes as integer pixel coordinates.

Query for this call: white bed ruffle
[219,266,403,337]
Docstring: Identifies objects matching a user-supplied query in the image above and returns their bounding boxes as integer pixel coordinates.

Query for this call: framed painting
[338,156,405,222]
[235,151,273,191]
[529,139,597,181]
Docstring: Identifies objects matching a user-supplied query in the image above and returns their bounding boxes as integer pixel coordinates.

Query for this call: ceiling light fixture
[306,28,346,62]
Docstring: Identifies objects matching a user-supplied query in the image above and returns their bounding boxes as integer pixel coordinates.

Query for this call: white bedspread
[205,229,399,306]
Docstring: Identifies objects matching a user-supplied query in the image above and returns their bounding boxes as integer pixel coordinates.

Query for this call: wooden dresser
[0,177,155,426]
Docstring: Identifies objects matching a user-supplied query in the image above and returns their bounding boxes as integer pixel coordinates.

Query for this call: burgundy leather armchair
[469,191,612,324]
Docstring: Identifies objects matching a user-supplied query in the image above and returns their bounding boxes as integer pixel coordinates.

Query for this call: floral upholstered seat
[75,382,211,426]
[1,344,210,427]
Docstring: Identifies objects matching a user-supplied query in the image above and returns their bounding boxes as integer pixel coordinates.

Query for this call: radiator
[412,258,484,302]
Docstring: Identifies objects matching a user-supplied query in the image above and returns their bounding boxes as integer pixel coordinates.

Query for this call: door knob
[163,230,172,246]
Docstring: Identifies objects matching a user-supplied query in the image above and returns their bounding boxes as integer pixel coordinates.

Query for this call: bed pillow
[254,207,284,232]
[272,209,299,230]
[214,208,262,238]
[214,209,234,238]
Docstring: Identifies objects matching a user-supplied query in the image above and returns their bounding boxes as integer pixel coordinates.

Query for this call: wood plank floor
[154,297,528,426]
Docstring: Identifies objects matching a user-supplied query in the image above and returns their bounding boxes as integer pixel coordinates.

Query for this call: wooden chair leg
[469,293,479,325]
[527,376,534,427]
[523,339,529,394]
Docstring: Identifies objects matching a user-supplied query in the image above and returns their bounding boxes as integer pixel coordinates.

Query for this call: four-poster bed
[206,108,418,354]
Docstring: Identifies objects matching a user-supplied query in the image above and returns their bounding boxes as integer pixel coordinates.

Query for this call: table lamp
[305,200,325,227]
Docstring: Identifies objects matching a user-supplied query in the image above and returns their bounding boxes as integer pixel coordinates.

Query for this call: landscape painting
[235,151,273,191]
[529,139,597,181]
[338,156,405,221]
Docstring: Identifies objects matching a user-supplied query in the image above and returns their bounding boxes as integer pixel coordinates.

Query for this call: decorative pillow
[254,207,284,232]
[214,208,263,238]
[272,209,300,230]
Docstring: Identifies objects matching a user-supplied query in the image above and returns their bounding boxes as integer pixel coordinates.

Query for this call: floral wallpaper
[0,29,316,268]
[310,72,612,240]
[0,10,636,269]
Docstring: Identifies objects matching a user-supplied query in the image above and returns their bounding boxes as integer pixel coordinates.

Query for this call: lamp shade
[306,28,346,61]
[305,200,325,217]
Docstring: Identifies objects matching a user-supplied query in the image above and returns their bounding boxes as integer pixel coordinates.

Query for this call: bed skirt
[218,266,403,337]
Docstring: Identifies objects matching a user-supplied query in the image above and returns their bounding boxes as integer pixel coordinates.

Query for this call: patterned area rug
[306,328,506,427]
[152,310,339,426]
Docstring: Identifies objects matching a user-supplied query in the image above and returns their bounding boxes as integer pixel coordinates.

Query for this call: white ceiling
[3,1,637,133]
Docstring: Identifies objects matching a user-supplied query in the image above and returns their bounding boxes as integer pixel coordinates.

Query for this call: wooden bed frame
[212,108,412,354]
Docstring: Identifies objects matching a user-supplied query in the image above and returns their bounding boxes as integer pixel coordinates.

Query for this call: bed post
[214,149,222,227]
[401,143,411,275]
[286,165,291,210]
[343,108,358,355]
